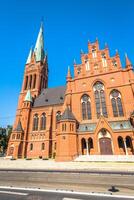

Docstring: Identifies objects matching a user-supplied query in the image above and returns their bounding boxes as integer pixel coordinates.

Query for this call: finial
[80,49,84,54]
[115,49,119,55]
[45,50,48,56]
[105,42,108,48]
[41,16,44,28]
[125,52,127,58]
[67,65,71,79]
[96,37,98,42]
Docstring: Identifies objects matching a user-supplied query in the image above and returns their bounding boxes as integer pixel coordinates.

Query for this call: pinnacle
[125,53,132,67]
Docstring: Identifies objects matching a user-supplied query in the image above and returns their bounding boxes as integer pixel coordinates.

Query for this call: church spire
[34,22,44,62]
[26,47,33,64]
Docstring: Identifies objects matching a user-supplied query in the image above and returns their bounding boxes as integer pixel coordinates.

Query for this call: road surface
[0,170,133,199]
[0,187,133,200]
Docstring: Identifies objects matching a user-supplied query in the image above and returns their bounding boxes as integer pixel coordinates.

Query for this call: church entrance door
[99,137,113,155]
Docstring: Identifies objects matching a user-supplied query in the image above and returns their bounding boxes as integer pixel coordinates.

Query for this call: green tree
[0,125,12,155]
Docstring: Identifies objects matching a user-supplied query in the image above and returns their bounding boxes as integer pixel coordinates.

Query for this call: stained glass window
[81,94,92,120]
[110,90,124,117]
[94,82,108,118]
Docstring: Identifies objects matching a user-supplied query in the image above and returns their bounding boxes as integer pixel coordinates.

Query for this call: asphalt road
[0,170,133,189]
[0,170,133,199]
[0,188,133,200]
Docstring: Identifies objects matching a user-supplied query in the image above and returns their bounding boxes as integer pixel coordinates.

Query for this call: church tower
[15,23,48,129]
[7,23,48,158]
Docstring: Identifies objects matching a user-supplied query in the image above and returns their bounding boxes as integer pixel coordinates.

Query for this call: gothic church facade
[7,24,134,161]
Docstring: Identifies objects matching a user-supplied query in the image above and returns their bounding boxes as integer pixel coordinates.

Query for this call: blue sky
[0,0,134,126]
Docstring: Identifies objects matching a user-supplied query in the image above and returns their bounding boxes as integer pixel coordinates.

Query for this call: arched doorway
[9,144,14,156]
[98,129,113,155]
[81,138,86,155]
[126,136,134,155]
[18,142,23,158]
[88,138,93,154]
[117,136,125,155]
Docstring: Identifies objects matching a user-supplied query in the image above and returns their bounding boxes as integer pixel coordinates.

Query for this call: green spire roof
[34,23,44,62]
[24,90,33,102]
[26,47,33,64]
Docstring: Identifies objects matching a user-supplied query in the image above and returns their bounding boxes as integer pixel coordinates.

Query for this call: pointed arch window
[81,94,92,120]
[110,90,124,117]
[33,114,39,131]
[56,111,61,122]
[41,143,45,150]
[85,56,90,71]
[92,46,97,58]
[56,111,61,128]
[29,75,32,89]
[94,82,108,118]
[102,53,107,67]
[24,76,28,90]
[40,113,46,130]
[33,74,36,89]
[30,143,33,151]
[112,59,117,68]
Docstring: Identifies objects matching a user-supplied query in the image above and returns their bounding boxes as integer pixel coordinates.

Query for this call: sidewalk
[0,158,134,172]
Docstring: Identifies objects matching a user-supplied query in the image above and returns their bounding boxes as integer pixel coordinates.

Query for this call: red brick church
[7,24,134,161]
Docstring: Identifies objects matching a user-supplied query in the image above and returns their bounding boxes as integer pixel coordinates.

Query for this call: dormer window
[102,53,107,67]
[112,59,117,67]
[92,46,97,58]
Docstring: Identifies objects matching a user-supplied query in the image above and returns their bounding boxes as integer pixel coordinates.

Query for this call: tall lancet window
[29,75,32,89]
[110,90,124,117]
[33,74,36,89]
[102,53,107,67]
[56,111,61,128]
[24,76,28,90]
[40,113,46,130]
[85,56,90,71]
[33,114,39,131]
[93,82,108,118]
[81,94,92,120]
[92,46,97,58]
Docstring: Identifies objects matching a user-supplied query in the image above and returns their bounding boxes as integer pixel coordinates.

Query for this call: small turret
[66,66,71,80]
[24,90,33,102]
[61,107,76,121]
[66,66,72,108]
[26,47,33,64]
[55,107,77,161]
[125,53,132,69]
